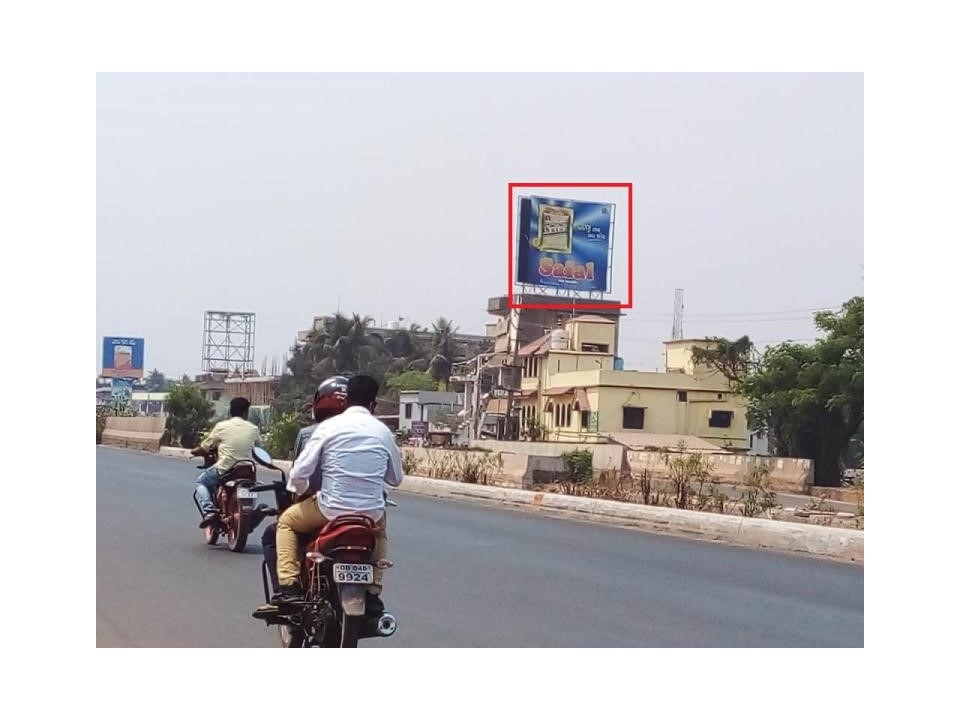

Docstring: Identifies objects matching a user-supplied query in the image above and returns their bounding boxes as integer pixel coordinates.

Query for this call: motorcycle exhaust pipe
[377,613,397,637]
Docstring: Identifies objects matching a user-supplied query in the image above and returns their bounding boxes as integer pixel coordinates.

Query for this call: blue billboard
[515,196,614,292]
[110,378,134,409]
[102,336,145,378]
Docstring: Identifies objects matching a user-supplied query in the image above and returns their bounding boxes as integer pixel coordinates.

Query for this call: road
[96,447,863,647]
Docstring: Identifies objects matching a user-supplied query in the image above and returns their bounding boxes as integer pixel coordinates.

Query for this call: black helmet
[312,375,348,422]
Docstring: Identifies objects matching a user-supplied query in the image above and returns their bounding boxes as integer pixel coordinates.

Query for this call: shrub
[561,449,593,484]
[425,450,456,479]
[456,452,503,484]
[660,445,714,510]
[264,413,301,460]
[402,450,420,475]
[741,462,778,517]
[523,416,544,441]
[165,382,215,447]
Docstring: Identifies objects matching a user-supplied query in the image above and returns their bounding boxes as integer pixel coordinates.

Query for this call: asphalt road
[96,447,863,647]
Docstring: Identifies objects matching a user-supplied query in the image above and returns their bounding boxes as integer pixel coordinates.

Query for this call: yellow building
[516,317,750,450]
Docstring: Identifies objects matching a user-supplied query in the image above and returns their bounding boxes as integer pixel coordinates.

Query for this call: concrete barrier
[473,440,626,474]
[155,446,862,562]
[625,450,814,493]
[102,416,166,452]
[397,475,863,564]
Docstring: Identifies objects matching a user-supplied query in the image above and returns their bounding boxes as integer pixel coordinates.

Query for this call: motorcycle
[253,446,398,648]
[192,447,287,553]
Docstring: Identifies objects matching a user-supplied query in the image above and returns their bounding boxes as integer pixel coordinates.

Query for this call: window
[581,410,592,429]
[554,402,571,427]
[677,391,688,402]
[581,343,609,353]
[717,393,724,400]
[212,391,222,401]
[404,404,413,419]
[622,406,645,429]
[709,410,733,428]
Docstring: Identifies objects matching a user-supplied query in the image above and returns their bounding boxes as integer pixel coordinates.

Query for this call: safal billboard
[516,196,614,292]
[102,337,145,378]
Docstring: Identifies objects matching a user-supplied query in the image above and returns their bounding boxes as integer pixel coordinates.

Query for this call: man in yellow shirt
[192,396,260,527]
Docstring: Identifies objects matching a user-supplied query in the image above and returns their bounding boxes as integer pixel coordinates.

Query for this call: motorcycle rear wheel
[226,493,250,553]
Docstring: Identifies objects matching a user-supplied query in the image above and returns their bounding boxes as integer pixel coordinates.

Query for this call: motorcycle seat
[306,514,378,555]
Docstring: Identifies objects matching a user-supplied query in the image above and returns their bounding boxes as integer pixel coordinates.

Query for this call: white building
[399,390,464,432]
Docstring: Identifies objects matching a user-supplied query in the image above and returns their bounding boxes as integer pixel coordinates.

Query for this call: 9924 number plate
[332,563,374,584]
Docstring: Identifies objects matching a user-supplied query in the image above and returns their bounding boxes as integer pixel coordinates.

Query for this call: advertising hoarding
[110,378,133,410]
[102,336,145,378]
[515,196,614,292]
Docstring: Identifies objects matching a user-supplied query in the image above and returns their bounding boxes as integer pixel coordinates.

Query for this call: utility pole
[502,303,520,440]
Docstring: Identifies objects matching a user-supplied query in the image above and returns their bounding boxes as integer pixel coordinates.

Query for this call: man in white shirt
[271,375,403,615]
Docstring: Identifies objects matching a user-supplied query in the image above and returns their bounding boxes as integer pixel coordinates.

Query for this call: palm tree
[432,318,458,360]
[429,317,459,391]
[308,313,384,374]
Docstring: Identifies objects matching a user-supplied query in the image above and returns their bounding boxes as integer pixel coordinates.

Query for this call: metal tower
[671,289,684,340]
[201,311,256,373]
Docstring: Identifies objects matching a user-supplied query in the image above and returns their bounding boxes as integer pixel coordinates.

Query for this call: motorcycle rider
[263,374,403,617]
[258,375,349,602]
[191,396,260,528]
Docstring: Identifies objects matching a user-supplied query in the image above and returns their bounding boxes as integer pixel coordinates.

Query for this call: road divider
[157,446,863,563]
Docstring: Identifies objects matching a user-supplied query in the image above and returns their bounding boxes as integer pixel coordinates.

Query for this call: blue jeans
[194,466,221,515]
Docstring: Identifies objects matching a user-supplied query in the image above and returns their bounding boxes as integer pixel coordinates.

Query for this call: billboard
[515,196,614,292]
[110,378,133,410]
[102,336,145,378]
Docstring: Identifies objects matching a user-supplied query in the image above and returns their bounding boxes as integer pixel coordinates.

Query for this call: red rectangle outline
[508,182,633,310]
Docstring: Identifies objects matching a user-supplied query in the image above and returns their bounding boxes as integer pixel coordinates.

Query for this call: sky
[96,73,863,377]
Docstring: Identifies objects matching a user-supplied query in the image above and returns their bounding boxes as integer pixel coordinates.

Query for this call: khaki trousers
[276,497,388,591]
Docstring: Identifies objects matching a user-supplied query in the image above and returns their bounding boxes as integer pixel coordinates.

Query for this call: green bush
[264,413,301,460]
[561,449,593,484]
[165,382,215,447]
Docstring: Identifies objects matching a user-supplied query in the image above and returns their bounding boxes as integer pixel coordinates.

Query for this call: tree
[739,297,864,486]
[145,369,169,392]
[385,370,437,395]
[165,381,215,448]
[691,336,757,384]
[272,311,464,422]
[429,317,459,390]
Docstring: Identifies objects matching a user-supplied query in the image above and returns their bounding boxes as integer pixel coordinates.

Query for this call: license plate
[332,563,374,584]
[236,488,257,500]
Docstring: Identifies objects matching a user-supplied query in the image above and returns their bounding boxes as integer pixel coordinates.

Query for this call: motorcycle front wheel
[204,525,220,545]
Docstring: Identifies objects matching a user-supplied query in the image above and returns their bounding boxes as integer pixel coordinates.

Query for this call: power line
[620,305,841,319]
[622,315,821,324]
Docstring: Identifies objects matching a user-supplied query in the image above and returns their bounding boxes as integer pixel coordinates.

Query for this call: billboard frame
[507,182,633,311]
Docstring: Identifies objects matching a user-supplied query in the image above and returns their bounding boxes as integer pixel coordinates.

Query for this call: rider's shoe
[198,512,218,529]
[269,582,305,606]
[252,603,280,620]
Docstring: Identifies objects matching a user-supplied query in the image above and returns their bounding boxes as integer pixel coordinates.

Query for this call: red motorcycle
[254,448,398,648]
[192,448,285,553]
